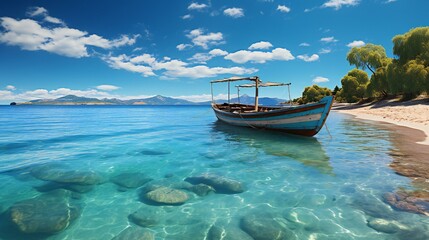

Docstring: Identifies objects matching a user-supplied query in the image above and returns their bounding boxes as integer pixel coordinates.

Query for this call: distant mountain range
[13,94,286,106]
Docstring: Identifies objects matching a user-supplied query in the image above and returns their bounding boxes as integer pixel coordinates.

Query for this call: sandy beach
[334,97,429,215]
[334,98,429,145]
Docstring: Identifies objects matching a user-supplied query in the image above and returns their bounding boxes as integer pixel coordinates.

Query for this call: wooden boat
[210,76,334,137]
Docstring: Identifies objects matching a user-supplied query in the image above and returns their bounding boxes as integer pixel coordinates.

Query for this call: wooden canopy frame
[210,76,291,111]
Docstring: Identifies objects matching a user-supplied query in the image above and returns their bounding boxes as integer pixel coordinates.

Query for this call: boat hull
[212,96,334,137]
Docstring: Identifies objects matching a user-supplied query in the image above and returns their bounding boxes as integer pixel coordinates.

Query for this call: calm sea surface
[0,105,428,240]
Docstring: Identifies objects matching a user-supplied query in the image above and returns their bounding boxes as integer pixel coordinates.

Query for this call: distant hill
[15,94,285,106]
[29,95,107,105]
[21,94,197,105]
[130,95,196,105]
[227,94,286,106]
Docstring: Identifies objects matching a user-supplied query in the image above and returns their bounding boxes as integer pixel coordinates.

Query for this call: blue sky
[0,0,427,104]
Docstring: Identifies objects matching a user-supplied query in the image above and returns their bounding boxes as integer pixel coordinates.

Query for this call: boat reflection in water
[211,121,332,175]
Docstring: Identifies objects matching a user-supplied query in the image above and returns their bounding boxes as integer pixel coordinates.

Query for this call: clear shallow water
[0,105,428,240]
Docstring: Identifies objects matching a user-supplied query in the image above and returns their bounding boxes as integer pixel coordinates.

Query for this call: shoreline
[335,109,429,179]
[335,109,429,145]
[333,101,429,215]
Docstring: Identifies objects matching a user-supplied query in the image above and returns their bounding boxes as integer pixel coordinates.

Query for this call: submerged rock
[283,207,319,230]
[35,181,94,193]
[128,207,164,227]
[185,174,245,194]
[367,218,409,234]
[110,172,153,188]
[144,187,189,205]
[208,224,253,240]
[112,226,154,240]
[31,164,102,185]
[352,192,394,218]
[8,189,80,234]
[187,183,215,196]
[240,212,295,240]
[384,191,429,216]
[129,149,171,156]
[163,221,212,240]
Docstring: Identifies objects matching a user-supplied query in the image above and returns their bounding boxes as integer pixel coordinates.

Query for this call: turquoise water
[0,105,428,240]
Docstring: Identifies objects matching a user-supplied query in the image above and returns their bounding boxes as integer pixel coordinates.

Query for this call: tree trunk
[366,64,375,75]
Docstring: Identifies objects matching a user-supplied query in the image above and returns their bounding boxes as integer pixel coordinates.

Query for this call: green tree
[347,44,391,97]
[366,59,391,97]
[301,85,332,104]
[347,44,388,75]
[387,60,406,95]
[393,27,429,64]
[332,85,340,96]
[390,27,429,98]
[340,69,369,103]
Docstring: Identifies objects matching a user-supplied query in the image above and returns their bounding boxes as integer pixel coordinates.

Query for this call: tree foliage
[390,27,429,98]
[393,27,429,64]
[312,27,429,103]
[300,85,332,104]
[347,44,388,74]
[366,59,391,97]
[338,69,369,103]
[332,85,340,96]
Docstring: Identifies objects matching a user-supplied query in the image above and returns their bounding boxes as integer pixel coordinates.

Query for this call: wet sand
[333,98,429,215]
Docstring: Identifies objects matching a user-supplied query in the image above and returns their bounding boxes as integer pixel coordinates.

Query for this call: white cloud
[322,0,360,10]
[96,85,120,91]
[188,53,212,64]
[6,85,16,90]
[0,90,14,101]
[225,48,294,64]
[0,17,138,58]
[175,93,237,102]
[384,0,397,3]
[304,7,317,13]
[104,53,257,79]
[299,42,310,47]
[209,48,228,56]
[223,8,244,18]
[347,40,365,47]
[188,3,208,10]
[277,5,291,13]
[320,36,338,43]
[0,88,115,102]
[27,7,48,17]
[44,16,64,25]
[176,43,192,51]
[313,76,329,83]
[162,65,257,79]
[27,6,65,25]
[130,53,156,65]
[104,54,156,77]
[248,41,273,50]
[319,48,331,54]
[297,54,319,62]
[186,28,224,49]
[189,49,229,63]
[182,14,192,19]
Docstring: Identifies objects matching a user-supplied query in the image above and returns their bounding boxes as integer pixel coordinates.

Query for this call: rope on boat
[325,123,332,139]
[238,111,257,129]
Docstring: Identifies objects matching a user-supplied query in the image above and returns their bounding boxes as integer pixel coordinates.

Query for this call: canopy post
[254,78,259,111]
[227,81,230,104]
[211,82,214,103]
[237,87,240,104]
[287,84,292,106]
